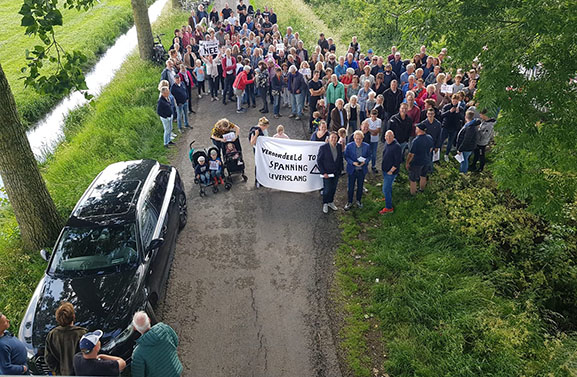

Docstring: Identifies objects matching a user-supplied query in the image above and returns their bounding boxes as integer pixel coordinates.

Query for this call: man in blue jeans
[344,130,371,210]
[170,75,190,132]
[379,130,402,214]
[456,110,479,173]
[367,109,382,173]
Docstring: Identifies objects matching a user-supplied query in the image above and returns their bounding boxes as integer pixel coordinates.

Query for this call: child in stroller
[222,140,248,189]
[189,141,221,196]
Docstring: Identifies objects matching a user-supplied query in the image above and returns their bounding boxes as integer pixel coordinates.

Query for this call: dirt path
[159,87,343,376]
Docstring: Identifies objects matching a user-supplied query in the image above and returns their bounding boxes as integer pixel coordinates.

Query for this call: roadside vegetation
[0,0,136,128]
[0,5,187,330]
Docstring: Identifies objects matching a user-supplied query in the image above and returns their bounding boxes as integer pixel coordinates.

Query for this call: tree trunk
[172,0,180,10]
[0,63,63,250]
[131,0,154,60]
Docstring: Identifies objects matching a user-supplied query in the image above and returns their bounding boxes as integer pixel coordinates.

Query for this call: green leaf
[20,15,36,26]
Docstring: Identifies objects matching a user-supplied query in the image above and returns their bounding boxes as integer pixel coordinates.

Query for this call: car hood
[30,269,144,348]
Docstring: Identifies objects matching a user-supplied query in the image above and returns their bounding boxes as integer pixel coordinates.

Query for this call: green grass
[0,4,189,331]
[335,164,577,376]
[0,0,136,128]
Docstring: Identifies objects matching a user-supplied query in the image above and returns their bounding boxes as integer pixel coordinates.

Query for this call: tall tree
[0,63,62,249]
[131,0,154,60]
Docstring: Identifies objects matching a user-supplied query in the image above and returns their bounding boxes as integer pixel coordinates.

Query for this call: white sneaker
[198,94,202,99]
[322,204,329,213]
[444,154,449,162]
[328,203,338,211]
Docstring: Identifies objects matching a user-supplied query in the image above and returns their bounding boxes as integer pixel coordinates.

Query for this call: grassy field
[336,165,577,376]
[0,4,189,331]
[0,0,135,128]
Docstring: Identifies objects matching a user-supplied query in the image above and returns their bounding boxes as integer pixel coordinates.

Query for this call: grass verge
[0,0,139,128]
[335,163,577,376]
[0,4,189,331]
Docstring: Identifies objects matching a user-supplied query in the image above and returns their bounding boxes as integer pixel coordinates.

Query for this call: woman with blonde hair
[211,118,240,149]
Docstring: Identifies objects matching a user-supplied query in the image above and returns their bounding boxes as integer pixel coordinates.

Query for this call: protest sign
[199,40,219,56]
[441,84,453,94]
[255,137,324,193]
[276,43,285,52]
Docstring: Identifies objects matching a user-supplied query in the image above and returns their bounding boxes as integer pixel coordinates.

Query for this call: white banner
[255,137,324,193]
[199,40,219,56]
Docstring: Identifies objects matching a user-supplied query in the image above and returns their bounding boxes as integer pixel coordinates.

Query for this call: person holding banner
[344,130,371,210]
[250,117,270,188]
[318,132,343,213]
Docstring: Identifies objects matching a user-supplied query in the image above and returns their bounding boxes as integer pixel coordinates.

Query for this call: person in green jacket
[325,74,345,126]
[131,312,182,377]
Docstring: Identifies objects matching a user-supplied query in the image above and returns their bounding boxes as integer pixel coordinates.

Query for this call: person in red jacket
[221,48,237,105]
[232,65,254,113]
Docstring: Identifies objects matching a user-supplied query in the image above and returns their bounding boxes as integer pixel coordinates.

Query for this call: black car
[18,160,187,374]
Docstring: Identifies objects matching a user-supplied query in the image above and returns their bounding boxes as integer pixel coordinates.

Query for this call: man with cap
[405,122,434,195]
[0,312,29,375]
[365,49,374,62]
[73,330,126,376]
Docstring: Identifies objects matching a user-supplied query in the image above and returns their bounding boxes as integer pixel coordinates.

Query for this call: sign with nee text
[255,137,324,193]
[199,40,219,56]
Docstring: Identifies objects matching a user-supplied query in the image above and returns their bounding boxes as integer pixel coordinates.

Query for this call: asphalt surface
[159,91,344,377]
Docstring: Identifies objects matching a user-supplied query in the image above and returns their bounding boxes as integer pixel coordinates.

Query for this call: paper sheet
[432,149,440,162]
[223,132,236,142]
[454,153,464,163]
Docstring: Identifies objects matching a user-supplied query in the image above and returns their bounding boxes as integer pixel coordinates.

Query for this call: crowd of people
[156,1,496,213]
[0,304,181,376]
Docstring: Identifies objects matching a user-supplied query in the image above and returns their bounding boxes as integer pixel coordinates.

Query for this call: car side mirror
[147,238,164,253]
[40,249,51,262]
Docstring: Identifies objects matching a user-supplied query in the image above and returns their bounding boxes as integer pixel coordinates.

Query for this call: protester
[250,117,270,188]
[387,102,412,156]
[211,118,240,150]
[170,74,191,131]
[326,74,345,124]
[367,109,382,173]
[73,330,126,376]
[288,65,307,119]
[221,48,237,105]
[455,110,480,173]
[273,125,290,139]
[406,122,434,195]
[344,95,360,131]
[0,312,28,375]
[470,109,495,172]
[45,302,87,376]
[232,65,255,113]
[157,86,175,148]
[440,93,465,161]
[130,312,182,377]
[271,67,284,118]
[379,130,402,214]
[383,79,403,125]
[330,98,348,132]
[418,107,443,168]
[318,132,343,213]
[311,120,329,142]
[344,130,371,210]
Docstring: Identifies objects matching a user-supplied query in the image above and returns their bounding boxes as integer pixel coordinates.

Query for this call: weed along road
[159,93,343,377]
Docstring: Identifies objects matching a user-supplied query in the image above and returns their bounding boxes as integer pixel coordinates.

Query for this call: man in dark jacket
[456,110,479,173]
[131,312,182,377]
[389,52,405,78]
[330,99,348,132]
[382,64,397,90]
[170,75,190,131]
[45,302,87,376]
[383,79,403,124]
[317,132,344,213]
[287,65,307,119]
[379,130,402,214]
[406,123,433,195]
[387,102,412,155]
[440,93,465,161]
[318,33,329,53]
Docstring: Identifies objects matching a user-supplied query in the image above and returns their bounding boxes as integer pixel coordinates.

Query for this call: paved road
[159,90,343,376]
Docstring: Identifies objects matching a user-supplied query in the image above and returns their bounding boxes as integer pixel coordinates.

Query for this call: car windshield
[50,224,139,276]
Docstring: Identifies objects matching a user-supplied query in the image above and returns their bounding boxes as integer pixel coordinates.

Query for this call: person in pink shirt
[273,125,290,139]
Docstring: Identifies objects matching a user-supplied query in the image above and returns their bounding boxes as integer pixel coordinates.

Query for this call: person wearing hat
[405,121,434,195]
[365,49,374,62]
[73,330,126,376]
[0,312,29,375]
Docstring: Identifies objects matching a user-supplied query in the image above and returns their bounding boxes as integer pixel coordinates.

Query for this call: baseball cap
[367,49,373,54]
[79,330,103,354]
[416,122,427,131]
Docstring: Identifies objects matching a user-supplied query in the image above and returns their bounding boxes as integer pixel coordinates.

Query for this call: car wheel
[146,300,159,325]
[178,192,187,230]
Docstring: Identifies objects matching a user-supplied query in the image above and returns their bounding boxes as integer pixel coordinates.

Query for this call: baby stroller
[189,141,220,196]
[221,139,248,190]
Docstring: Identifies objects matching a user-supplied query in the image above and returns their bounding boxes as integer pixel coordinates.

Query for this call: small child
[208,149,223,185]
[311,111,321,133]
[365,91,376,114]
[337,127,347,150]
[195,156,211,185]
[273,125,290,139]
[193,59,206,98]
[225,142,240,160]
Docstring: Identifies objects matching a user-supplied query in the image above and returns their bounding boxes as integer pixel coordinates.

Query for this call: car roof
[68,160,159,226]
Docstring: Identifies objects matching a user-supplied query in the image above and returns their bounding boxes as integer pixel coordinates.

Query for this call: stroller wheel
[199,190,205,197]
[212,185,219,193]
[242,175,248,182]
[225,183,232,190]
